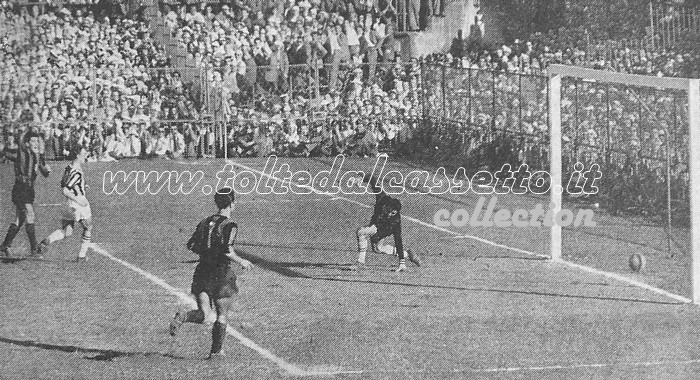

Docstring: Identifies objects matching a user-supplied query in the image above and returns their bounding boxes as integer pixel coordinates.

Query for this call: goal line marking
[90,243,342,377]
[227,160,691,304]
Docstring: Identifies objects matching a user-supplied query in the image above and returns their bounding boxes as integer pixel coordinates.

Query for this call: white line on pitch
[474,358,700,373]
[90,243,342,377]
[227,160,692,304]
[236,197,332,205]
[330,357,700,375]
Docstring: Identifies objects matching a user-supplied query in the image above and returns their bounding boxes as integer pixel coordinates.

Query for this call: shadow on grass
[236,248,684,306]
[236,240,356,253]
[0,336,184,361]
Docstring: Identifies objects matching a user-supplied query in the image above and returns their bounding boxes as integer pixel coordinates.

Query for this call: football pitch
[2,157,700,379]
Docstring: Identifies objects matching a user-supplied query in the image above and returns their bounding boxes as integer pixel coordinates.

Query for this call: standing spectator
[407,0,420,31]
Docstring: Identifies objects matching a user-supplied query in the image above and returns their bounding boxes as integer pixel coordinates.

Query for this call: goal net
[548,64,700,304]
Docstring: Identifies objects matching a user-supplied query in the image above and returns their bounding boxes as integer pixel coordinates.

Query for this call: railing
[649,0,700,51]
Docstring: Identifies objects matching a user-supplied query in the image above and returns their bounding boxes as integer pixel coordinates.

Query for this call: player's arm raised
[1,142,18,161]
[38,154,51,177]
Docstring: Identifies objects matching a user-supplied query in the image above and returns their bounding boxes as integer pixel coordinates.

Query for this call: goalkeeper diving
[354,174,422,272]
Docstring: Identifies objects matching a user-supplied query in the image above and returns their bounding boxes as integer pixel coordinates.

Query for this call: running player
[169,187,254,359]
[37,145,92,262]
[0,130,51,257]
[354,174,421,272]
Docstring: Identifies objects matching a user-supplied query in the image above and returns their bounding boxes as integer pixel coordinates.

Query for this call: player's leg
[76,218,92,262]
[38,220,75,256]
[208,268,238,358]
[375,242,421,268]
[375,239,398,256]
[355,225,378,265]
[0,204,26,255]
[169,292,208,337]
[24,203,39,256]
[209,296,233,358]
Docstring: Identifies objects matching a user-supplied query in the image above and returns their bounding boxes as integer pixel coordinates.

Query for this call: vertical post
[548,73,562,262]
[688,79,700,304]
[491,70,496,139]
[467,67,472,125]
[518,73,523,135]
[605,84,611,167]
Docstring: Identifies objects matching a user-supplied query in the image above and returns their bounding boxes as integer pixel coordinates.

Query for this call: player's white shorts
[62,200,92,222]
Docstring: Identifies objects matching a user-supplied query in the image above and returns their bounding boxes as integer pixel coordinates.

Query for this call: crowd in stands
[160,0,426,158]
[0,0,694,223]
[0,0,694,172]
[0,0,431,160]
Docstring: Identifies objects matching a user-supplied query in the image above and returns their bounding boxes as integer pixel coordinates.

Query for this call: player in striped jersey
[169,187,253,359]
[0,130,51,257]
[37,145,92,262]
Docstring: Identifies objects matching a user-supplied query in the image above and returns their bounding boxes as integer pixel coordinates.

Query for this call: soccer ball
[629,253,646,273]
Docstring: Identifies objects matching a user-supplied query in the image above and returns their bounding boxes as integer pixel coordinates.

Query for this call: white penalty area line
[236,197,339,205]
[89,243,340,377]
[227,160,692,305]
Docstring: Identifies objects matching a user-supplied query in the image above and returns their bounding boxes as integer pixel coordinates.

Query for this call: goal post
[547,64,700,304]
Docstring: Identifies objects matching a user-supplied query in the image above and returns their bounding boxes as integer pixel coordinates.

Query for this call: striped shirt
[5,144,45,186]
[61,164,86,198]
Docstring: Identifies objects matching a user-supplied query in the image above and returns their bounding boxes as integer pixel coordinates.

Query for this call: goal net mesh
[556,68,693,302]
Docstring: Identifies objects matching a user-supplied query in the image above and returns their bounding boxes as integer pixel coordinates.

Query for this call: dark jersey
[4,144,49,186]
[187,214,238,266]
[367,177,403,254]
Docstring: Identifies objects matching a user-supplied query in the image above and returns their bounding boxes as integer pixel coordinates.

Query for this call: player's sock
[77,230,91,259]
[45,230,66,245]
[357,250,366,264]
[77,239,90,258]
[210,321,227,355]
[25,224,37,254]
[356,229,369,264]
[2,223,20,248]
[395,258,407,272]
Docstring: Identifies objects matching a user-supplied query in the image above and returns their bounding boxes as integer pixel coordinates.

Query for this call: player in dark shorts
[354,174,421,272]
[169,187,254,359]
[0,130,51,257]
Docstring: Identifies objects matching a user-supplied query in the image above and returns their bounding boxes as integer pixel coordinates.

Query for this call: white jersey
[61,163,91,221]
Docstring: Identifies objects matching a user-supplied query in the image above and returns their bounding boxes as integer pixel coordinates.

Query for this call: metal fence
[649,0,700,51]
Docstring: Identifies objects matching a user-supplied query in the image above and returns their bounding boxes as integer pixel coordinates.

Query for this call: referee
[0,129,51,257]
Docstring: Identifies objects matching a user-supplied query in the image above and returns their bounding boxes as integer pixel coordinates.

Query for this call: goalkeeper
[354,175,422,272]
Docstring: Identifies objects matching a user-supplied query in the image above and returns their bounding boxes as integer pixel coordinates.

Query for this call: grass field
[1,156,700,379]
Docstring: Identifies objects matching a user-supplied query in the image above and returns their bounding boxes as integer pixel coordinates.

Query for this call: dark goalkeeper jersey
[367,178,403,254]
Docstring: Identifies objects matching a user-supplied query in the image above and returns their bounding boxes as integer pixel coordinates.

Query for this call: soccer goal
[547,64,700,304]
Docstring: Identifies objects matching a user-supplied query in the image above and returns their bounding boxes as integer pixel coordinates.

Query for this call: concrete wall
[397,0,503,58]
[397,0,478,57]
